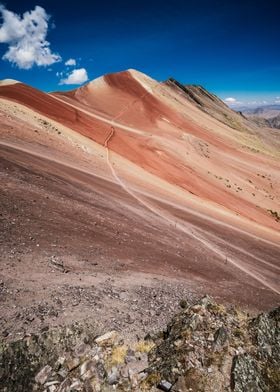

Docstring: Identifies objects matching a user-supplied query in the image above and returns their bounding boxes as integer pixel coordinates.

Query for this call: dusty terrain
[0,70,279,341]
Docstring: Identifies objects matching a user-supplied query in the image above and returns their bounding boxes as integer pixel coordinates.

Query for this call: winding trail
[2,81,279,294]
[102,92,280,296]
[50,92,280,249]
[52,93,151,137]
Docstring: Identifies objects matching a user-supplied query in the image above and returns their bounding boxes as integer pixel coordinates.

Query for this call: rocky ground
[0,268,198,342]
[0,296,279,392]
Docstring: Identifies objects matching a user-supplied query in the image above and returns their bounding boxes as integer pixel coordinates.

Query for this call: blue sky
[0,0,279,107]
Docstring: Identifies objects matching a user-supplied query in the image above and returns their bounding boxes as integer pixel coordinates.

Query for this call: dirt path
[103,125,280,296]
[51,94,150,136]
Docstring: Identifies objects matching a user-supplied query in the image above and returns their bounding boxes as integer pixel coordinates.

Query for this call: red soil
[0,70,280,321]
[2,72,278,232]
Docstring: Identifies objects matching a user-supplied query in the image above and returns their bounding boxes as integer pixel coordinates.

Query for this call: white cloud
[59,68,88,85]
[0,5,61,69]
[65,58,76,66]
[224,97,237,103]
[223,97,244,107]
[275,100,280,104]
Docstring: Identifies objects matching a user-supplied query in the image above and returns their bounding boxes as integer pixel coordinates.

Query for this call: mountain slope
[165,78,251,133]
[0,70,280,330]
[51,70,280,231]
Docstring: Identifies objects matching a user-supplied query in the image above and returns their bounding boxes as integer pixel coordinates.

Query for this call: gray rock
[107,366,120,385]
[200,295,212,308]
[35,365,52,385]
[54,357,66,371]
[231,354,268,392]
[48,385,58,392]
[157,380,173,391]
[57,378,72,392]
[70,379,83,390]
[66,357,80,371]
[213,326,228,349]
[80,359,96,380]
[45,381,60,392]
[45,381,60,386]
[58,368,68,378]
[74,343,91,357]
[95,331,118,346]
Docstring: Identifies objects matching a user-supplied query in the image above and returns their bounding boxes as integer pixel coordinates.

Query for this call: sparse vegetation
[109,345,128,365]
[207,302,226,314]
[134,340,155,353]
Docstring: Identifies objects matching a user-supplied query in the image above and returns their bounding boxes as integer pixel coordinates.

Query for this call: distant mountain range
[238,104,280,129]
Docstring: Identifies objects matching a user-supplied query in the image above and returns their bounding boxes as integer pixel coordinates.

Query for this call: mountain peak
[0,79,20,86]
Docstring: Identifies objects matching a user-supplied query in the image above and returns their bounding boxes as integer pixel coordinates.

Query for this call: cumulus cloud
[59,68,88,85]
[0,5,61,69]
[223,97,244,107]
[224,97,237,103]
[65,58,76,66]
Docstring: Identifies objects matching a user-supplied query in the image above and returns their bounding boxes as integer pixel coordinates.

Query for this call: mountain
[0,70,279,344]
[269,114,280,128]
[241,104,280,129]
[242,104,280,118]
[166,79,253,133]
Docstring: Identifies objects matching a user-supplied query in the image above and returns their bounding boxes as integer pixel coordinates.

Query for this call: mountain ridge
[0,69,279,333]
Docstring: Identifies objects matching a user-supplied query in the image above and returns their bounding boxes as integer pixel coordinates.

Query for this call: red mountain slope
[0,70,279,313]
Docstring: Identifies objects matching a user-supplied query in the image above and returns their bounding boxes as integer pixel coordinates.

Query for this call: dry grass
[134,340,155,353]
[109,345,128,366]
[208,303,226,315]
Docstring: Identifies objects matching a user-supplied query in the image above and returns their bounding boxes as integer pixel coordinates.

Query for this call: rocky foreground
[0,296,279,392]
